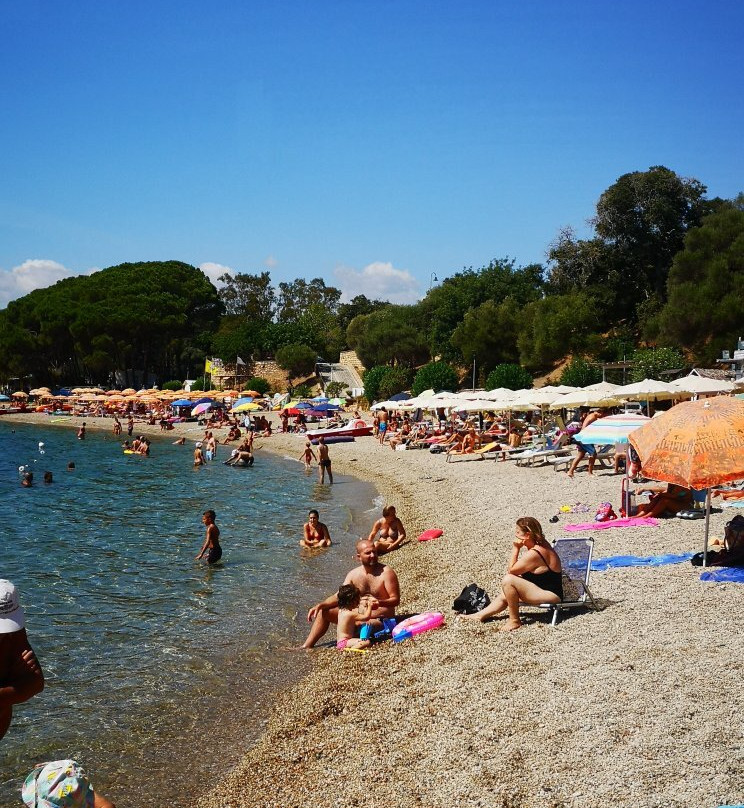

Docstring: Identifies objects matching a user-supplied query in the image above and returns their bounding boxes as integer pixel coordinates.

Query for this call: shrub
[559,357,602,388]
[630,347,686,382]
[243,377,270,395]
[378,367,412,401]
[363,366,390,403]
[485,363,532,391]
[190,376,207,392]
[411,361,458,397]
[161,380,183,391]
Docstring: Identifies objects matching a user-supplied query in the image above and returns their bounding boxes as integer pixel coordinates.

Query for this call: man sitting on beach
[0,579,44,740]
[302,540,400,648]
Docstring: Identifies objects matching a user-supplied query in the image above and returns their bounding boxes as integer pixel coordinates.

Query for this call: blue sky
[1,1,742,307]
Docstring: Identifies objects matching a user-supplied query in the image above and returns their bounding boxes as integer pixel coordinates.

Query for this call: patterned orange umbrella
[629,396,744,565]
[628,396,744,489]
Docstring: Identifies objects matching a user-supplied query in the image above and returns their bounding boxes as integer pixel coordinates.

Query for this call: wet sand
[5,412,743,808]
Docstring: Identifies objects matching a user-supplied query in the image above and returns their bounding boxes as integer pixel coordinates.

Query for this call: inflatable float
[392,611,445,643]
[417,528,443,542]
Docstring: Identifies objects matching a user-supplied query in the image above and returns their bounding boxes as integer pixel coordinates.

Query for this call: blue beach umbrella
[232,397,254,408]
[171,399,192,407]
[309,403,341,414]
[295,401,313,410]
[0,394,9,401]
[312,395,329,403]
[389,392,411,401]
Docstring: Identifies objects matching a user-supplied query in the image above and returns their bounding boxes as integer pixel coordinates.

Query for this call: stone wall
[339,349,366,375]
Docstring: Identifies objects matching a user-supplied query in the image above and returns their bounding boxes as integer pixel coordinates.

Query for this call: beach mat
[564,516,659,532]
[719,500,744,509]
[700,567,744,583]
[592,552,694,571]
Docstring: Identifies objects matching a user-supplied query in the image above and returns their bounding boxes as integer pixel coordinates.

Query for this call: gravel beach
[5,413,743,808]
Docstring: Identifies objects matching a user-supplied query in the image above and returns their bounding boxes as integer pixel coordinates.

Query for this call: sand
[4,412,743,808]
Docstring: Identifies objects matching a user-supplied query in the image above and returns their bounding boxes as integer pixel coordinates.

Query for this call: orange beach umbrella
[629,396,744,564]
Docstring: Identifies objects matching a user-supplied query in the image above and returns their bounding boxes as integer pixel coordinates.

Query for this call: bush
[485,364,532,391]
[363,366,391,403]
[378,367,412,401]
[190,376,207,392]
[294,383,314,398]
[243,377,270,395]
[411,361,458,397]
[630,347,686,382]
[325,380,345,398]
[559,357,602,388]
[161,380,183,391]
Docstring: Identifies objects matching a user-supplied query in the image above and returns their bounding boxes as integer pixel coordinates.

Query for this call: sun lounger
[514,447,572,467]
[539,536,600,626]
[445,441,501,463]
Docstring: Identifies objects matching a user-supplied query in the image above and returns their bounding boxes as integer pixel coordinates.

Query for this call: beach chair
[446,440,501,463]
[540,537,599,626]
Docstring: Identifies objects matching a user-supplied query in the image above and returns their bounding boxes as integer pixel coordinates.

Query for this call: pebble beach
[4,412,743,808]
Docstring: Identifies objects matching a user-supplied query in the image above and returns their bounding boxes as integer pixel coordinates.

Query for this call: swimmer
[196,510,222,564]
[67,462,75,471]
[193,442,206,466]
[172,437,186,445]
[43,472,53,484]
[77,422,86,440]
[301,509,332,549]
[299,440,317,470]
[21,472,33,488]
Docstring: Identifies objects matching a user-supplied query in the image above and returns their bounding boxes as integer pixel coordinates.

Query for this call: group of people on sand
[301,513,564,649]
[1,579,116,806]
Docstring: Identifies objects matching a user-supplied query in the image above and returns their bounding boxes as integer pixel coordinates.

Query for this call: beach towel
[564,516,659,532]
[720,500,744,509]
[700,568,744,583]
[592,552,694,571]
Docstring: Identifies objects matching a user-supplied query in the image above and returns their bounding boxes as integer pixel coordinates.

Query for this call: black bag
[453,583,490,614]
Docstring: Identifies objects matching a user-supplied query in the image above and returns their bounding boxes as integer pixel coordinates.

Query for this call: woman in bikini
[300,509,332,549]
[463,516,562,631]
[367,505,406,555]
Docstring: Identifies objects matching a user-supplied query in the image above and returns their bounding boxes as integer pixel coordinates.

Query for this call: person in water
[317,436,333,484]
[193,443,206,466]
[299,440,317,470]
[0,579,44,740]
[77,422,86,440]
[22,759,115,808]
[21,472,33,488]
[302,539,400,648]
[43,471,53,484]
[196,510,222,564]
[335,583,374,651]
[463,517,562,631]
[367,505,406,555]
[301,509,332,549]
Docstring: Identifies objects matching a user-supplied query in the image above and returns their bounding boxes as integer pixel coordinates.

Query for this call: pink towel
[564,516,659,531]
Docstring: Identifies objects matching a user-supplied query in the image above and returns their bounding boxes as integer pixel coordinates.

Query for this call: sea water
[0,421,378,807]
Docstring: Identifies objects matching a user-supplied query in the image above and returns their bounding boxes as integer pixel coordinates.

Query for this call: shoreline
[5,413,743,807]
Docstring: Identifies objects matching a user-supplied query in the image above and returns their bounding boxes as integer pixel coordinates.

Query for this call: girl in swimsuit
[463,516,562,631]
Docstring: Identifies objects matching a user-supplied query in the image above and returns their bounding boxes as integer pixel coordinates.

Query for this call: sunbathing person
[463,517,562,631]
[388,422,411,450]
[368,505,406,554]
[635,483,692,517]
[499,428,522,461]
[461,427,480,453]
[712,487,744,500]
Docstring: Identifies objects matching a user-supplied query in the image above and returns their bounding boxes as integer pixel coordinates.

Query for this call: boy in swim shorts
[335,584,373,650]
[196,510,222,564]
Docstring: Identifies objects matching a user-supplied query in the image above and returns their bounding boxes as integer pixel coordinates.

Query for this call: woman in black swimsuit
[463,516,562,630]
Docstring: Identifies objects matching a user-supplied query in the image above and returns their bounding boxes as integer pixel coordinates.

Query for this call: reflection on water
[0,422,377,807]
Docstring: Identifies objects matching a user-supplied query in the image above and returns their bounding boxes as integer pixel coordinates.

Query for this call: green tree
[190,376,208,391]
[411,361,459,397]
[485,364,533,391]
[378,367,412,400]
[450,298,521,376]
[243,377,271,395]
[337,295,388,333]
[559,357,602,388]
[654,198,744,364]
[162,380,183,391]
[217,271,275,321]
[362,365,391,402]
[324,380,346,398]
[630,347,686,382]
[275,343,317,379]
[348,306,429,369]
[277,278,341,322]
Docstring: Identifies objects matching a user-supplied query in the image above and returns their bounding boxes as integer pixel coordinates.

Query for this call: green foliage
[275,343,317,379]
[517,293,601,371]
[654,201,744,364]
[411,362,459,397]
[162,380,183,391]
[294,383,314,398]
[559,357,602,388]
[243,377,271,395]
[337,295,388,333]
[378,367,412,401]
[362,365,391,402]
[277,278,341,322]
[485,364,533,391]
[348,306,429,369]
[630,347,686,382]
[190,376,207,391]
[450,298,521,375]
[324,380,346,398]
[217,271,275,321]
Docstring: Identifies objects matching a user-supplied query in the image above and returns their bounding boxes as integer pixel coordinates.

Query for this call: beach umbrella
[171,399,192,407]
[629,396,744,565]
[309,403,340,413]
[191,402,213,417]
[614,378,679,412]
[456,399,501,412]
[551,389,624,409]
[232,402,260,413]
[669,375,736,397]
[295,401,313,410]
[231,396,254,407]
[0,394,9,401]
[12,391,28,398]
[192,397,215,405]
[573,412,651,446]
[121,388,137,395]
[312,395,329,403]
[389,392,412,401]
[242,390,261,398]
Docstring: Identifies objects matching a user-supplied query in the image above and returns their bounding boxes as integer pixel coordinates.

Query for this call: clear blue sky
[1,0,742,307]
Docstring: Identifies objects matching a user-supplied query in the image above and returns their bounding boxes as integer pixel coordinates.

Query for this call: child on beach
[335,583,374,650]
[299,440,316,470]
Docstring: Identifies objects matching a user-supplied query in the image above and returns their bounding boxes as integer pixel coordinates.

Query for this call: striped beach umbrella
[573,413,651,446]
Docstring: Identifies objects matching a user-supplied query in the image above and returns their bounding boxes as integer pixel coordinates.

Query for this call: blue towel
[592,552,694,571]
[700,567,744,583]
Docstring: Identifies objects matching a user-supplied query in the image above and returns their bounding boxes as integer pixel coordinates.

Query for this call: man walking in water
[317,436,333,485]
[0,579,44,740]
[302,539,400,648]
[196,510,222,564]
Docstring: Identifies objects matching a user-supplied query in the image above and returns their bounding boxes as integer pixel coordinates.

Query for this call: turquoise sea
[0,420,378,807]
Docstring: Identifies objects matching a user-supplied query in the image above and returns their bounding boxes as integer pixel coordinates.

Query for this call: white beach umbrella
[550,389,624,409]
[510,388,560,411]
[584,381,622,392]
[614,378,679,401]
[456,398,501,412]
[538,384,580,393]
[669,375,736,397]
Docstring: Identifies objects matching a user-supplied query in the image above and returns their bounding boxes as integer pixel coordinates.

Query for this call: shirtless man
[567,408,605,478]
[196,510,222,564]
[377,407,388,445]
[368,505,407,554]
[0,579,44,740]
[462,427,480,454]
[77,422,86,440]
[205,432,217,461]
[317,436,333,484]
[127,416,134,437]
[301,509,332,549]
[302,540,400,648]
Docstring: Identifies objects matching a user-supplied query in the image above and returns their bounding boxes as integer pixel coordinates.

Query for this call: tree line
[0,165,742,393]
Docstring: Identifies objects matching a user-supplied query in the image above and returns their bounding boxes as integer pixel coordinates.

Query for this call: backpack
[453,584,490,614]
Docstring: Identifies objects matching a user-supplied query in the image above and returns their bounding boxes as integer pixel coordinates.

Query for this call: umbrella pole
[703,489,712,567]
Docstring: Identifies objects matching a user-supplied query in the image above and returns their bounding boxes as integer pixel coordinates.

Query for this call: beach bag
[453,584,490,614]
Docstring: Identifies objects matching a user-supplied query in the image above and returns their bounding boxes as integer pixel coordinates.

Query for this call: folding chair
[541,536,600,626]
